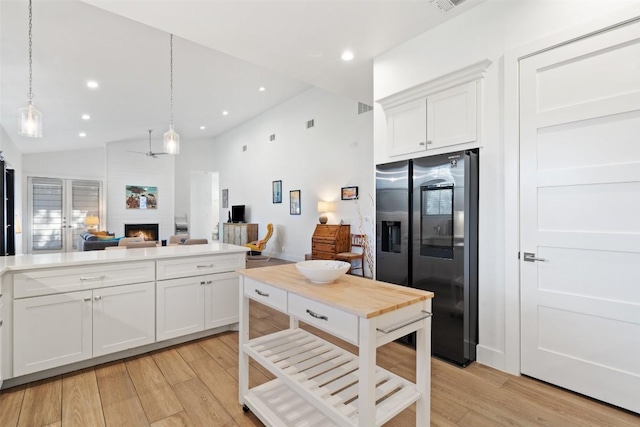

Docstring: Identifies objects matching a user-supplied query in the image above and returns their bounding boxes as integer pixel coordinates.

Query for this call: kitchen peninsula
[0,243,248,389]
[238,264,434,426]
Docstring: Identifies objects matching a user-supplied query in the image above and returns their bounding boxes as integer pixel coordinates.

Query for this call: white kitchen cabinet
[156,276,205,341]
[14,290,93,376]
[378,59,491,158]
[385,98,428,156]
[204,272,239,330]
[0,287,4,388]
[157,272,239,341]
[14,282,155,376]
[92,282,155,357]
[426,80,477,150]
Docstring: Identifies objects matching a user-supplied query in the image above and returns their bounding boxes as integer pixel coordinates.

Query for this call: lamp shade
[84,215,99,227]
[317,201,334,213]
[18,101,43,138]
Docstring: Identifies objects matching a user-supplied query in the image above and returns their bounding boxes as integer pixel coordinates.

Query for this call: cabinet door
[14,290,92,376]
[204,272,239,330]
[93,282,155,357]
[156,277,205,341]
[386,98,427,156]
[426,81,477,150]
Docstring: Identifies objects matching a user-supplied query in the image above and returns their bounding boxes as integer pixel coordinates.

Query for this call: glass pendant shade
[18,101,43,138]
[163,124,180,154]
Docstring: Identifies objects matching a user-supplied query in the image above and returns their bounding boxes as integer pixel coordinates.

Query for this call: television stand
[223,223,258,246]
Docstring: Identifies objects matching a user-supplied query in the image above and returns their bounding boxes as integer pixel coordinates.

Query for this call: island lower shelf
[244,328,420,427]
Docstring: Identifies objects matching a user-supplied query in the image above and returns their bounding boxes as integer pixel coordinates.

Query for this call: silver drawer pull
[376,310,433,334]
[84,297,92,302]
[197,264,214,268]
[306,309,328,321]
[80,275,106,281]
[0,320,3,327]
[94,296,102,301]
[255,289,269,297]
[200,281,206,285]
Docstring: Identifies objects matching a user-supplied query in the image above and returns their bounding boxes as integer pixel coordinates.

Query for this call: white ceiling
[1,0,481,154]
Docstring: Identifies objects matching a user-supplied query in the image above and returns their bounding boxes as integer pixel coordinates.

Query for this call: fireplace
[124,223,159,241]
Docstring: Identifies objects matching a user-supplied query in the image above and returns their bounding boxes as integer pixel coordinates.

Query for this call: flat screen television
[231,205,245,223]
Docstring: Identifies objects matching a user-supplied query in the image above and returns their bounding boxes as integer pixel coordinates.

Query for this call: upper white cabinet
[378,59,491,157]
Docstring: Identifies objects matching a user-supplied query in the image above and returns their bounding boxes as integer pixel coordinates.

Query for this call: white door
[14,290,93,376]
[156,277,205,341]
[28,178,102,253]
[204,272,239,330]
[93,282,155,357]
[520,19,640,413]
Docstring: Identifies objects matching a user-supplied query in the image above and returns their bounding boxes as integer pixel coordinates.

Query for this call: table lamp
[84,215,100,231]
[317,201,334,224]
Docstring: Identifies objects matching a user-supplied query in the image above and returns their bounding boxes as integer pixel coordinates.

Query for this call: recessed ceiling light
[258,86,266,92]
[341,51,354,61]
[86,80,99,89]
[81,114,91,120]
[222,110,229,116]
[79,132,87,137]
[200,126,206,130]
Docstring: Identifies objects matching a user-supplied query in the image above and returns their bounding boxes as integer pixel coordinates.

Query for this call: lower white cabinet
[14,282,155,376]
[157,271,239,341]
[93,282,155,357]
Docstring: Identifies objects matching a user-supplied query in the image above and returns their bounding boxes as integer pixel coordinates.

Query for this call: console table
[223,223,258,245]
[238,264,434,426]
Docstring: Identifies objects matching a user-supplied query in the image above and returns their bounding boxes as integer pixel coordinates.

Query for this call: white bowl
[295,260,351,284]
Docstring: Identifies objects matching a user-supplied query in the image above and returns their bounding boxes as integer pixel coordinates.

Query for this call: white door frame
[503,5,640,375]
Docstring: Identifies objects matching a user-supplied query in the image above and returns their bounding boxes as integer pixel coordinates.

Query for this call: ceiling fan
[128,130,168,158]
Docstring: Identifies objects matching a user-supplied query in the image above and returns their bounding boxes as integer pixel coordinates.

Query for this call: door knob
[523,252,546,262]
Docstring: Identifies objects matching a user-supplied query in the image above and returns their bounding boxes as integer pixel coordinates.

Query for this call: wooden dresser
[311,224,350,260]
[222,223,258,246]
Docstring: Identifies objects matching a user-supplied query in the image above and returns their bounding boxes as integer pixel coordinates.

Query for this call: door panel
[520,19,640,413]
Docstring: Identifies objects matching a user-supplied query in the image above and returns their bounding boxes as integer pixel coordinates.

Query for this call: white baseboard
[476,345,510,373]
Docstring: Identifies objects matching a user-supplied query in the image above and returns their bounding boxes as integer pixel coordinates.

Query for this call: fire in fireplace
[124,223,159,241]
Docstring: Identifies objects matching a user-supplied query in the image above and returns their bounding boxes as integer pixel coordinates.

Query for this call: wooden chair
[127,241,157,249]
[245,223,274,260]
[183,238,208,245]
[336,234,366,277]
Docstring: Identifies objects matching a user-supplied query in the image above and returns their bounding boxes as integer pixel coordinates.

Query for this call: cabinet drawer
[13,261,155,298]
[312,252,335,260]
[156,254,244,280]
[244,278,287,313]
[312,242,335,253]
[288,294,359,345]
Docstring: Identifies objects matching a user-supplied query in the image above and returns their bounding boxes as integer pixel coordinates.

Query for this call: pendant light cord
[28,0,34,101]
[169,34,174,126]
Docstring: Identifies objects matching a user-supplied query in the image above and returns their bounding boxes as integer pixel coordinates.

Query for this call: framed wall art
[222,189,229,208]
[126,185,157,209]
[341,186,359,200]
[272,180,282,203]
[290,190,301,215]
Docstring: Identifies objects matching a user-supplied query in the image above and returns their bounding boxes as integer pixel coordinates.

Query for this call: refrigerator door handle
[376,310,433,334]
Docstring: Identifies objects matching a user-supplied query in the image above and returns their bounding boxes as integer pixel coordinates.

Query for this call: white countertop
[0,242,248,273]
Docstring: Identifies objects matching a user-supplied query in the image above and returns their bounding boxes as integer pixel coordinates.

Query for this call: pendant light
[18,0,43,138]
[163,34,179,154]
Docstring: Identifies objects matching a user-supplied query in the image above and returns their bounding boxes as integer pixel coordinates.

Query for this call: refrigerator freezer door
[375,161,410,286]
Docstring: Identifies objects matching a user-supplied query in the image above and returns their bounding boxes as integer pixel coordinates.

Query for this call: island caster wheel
[242,404,250,413]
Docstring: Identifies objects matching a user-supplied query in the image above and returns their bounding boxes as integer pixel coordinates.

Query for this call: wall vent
[306,119,315,129]
[242,145,248,152]
[429,0,465,12]
[358,102,373,115]
[269,134,276,142]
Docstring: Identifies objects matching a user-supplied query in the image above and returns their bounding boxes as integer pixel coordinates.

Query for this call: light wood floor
[1,261,638,426]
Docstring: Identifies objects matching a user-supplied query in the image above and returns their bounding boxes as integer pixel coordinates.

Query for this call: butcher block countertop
[238,264,433,319]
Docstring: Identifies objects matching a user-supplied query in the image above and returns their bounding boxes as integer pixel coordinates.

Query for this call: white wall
[176,87,375,267]
[106,139,174,239]
[373,0,637,372]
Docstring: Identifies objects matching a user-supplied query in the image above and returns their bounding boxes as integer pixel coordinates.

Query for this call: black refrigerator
[376,149,478,366]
